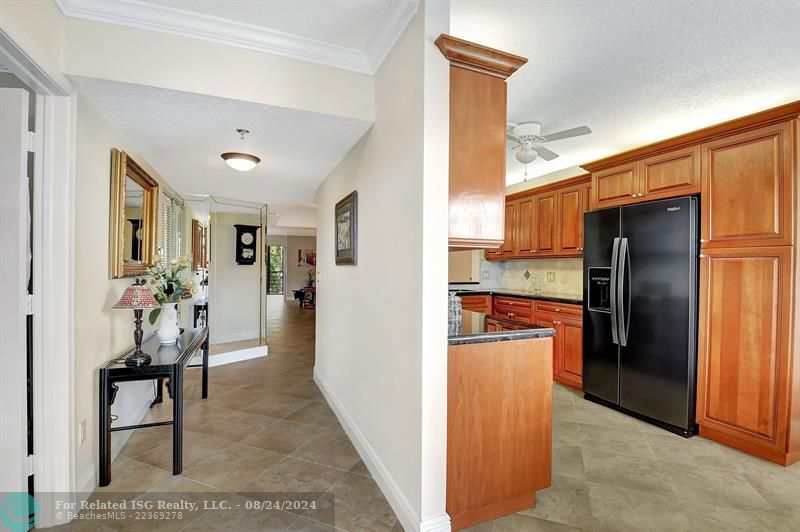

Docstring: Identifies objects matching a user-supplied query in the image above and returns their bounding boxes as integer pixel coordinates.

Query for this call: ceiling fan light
[515,148,537,165]
[221,152,261,172]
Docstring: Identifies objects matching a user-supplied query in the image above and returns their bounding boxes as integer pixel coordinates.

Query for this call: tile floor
[55,299,799,531]
[465,385,800,532]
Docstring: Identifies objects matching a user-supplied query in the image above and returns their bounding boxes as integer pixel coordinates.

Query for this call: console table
[98,326,209,486]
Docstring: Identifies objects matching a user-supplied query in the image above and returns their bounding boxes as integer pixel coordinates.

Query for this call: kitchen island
[447,310,555,530]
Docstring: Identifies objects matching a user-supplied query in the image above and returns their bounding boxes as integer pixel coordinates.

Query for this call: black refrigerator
[582,195,699,436]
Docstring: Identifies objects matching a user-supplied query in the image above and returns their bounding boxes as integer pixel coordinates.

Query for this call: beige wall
[73,95,190,489]
[314,2,449,527]
[209,212,262,343]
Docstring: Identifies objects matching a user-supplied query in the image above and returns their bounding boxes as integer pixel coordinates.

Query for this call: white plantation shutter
[159,191,184,262]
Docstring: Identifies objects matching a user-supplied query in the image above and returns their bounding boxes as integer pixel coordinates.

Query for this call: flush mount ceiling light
[221,128,261,172]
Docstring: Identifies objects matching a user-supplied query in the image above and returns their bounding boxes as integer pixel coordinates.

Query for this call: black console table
[98,326,209,487]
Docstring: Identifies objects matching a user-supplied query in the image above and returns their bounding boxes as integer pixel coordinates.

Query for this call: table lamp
[113,280,161,367]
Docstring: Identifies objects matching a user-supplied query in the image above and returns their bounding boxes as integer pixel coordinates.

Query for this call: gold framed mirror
[109,149,159,278]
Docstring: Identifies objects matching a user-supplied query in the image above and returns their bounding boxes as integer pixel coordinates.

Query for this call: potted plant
[146,255,196,344]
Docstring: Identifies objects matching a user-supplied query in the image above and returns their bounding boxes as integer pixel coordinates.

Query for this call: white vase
[157,303,180,345]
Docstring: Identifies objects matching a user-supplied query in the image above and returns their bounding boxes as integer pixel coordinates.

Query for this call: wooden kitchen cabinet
[696,246,798,465]
[536,303,583,390]
[534,192,557,255]
[436,35,527,249]
[638,145,701,201]
[460,295,492,314]
[556,185,585,255]
[701,121,795,248]
[515,196,536,256]
[591,162,639,209]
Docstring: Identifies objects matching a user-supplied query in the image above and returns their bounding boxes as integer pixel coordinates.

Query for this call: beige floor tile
[183,402,276,442]
[242,420,325,455]
[279,379,326,401]
[288,516,336,531]
[552,420,580,446]
[349,459,371,477]
[240,457,346,493]
[643,431,738,471]
[588,482,690,532]
[302,472,398,532]
[134,430,233,471]
[291,427,362,470]
[285,401,339,428]
[183,494,299,531]
[576,423,656,458]
[552,444,585,480]
[241,393,313,418]
[94,457,173,495]
[118,426,173,459]
[492,513,583,531]
[582,448,672,495]
[684,499,798,532]
[520,474,592,528]
[663,461,770,511]
[181,443,283,492]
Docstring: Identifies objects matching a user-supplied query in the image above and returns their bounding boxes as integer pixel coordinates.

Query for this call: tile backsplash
[480,256,583,296]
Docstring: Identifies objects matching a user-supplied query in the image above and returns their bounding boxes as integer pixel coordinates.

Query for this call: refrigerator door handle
[610,237,620,345]
[619,237,631,347]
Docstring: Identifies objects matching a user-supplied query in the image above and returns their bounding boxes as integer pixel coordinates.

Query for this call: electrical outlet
[546,272,556,282]
[481,271,490,280]
[79,420,87,445]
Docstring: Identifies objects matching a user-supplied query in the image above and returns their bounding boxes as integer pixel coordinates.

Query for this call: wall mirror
[109,149,159,278]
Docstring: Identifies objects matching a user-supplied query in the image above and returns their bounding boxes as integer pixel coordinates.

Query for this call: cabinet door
[535,192,557,255]
[535,314,560,380]
[696,247,792,459]
[515,196,536,257]
[591,163,639,209]
[499,201,517,256]
[556,185,583,256]
[557,316,583,389]
[701,121,794,248]
[639,145,701,201]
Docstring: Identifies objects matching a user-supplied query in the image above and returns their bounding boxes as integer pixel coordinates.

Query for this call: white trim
[314,369,424,532]
[76,464,95,503]
[420,515,452,532]
[54,0,419,75]
[206,345,268,367]
[210,329,260,345]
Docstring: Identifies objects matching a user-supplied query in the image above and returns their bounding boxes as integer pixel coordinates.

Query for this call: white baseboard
[210,329,259,344]
[314,369,435,532]
[76,464,96,505]
[207,345,268,367]
[420,514,452,532]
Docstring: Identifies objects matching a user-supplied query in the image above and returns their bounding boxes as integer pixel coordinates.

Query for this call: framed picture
[335,191,357,265]
[298,249,317,267]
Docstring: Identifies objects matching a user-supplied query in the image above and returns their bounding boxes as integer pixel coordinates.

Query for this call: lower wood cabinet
[461,295,492,314]
[696,246,799,465]
[535,310,583,390]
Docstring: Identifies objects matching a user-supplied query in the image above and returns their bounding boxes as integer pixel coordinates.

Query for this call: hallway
[59,299,401,531]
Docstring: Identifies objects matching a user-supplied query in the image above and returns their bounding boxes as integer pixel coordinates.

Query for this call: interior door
[0,88,30,493]
[619,197,698,430]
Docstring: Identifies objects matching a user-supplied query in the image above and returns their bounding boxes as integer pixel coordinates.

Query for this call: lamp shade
[113,284,161,310]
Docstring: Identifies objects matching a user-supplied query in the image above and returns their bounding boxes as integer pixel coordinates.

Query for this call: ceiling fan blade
[506,133,520,143]
[541,125,592,142]
[534,146,559,161]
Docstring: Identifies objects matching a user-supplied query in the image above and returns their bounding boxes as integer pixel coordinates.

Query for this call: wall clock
[233,224,259,265]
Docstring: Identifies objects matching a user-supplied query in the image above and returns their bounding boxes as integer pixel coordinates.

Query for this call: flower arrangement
[146,255,197,324]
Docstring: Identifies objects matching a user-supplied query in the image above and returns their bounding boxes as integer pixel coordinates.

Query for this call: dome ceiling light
[221,128,261,172]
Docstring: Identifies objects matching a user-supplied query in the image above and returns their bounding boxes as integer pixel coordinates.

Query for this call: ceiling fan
[507,122,592,177]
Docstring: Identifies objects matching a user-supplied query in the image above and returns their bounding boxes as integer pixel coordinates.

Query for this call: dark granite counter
[452,288,582,306]
[449,310,555,346]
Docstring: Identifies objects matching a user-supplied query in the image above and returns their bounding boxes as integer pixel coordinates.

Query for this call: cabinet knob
[555,308,561,312]
[554,321,561,325]
[699,254,706,258]
[700,239,707,243]
[631,194,636,197]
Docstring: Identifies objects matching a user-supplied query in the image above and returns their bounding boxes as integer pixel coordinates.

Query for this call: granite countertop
[448,309,555,346]
[452,288,582,306]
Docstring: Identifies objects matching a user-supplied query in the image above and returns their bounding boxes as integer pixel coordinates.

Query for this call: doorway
[267,244,286,295]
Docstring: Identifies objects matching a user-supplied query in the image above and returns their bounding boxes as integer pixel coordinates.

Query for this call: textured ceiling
[72,76,371,204]
[452,0,800,186]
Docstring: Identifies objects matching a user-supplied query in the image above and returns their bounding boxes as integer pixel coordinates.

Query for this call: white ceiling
[56,0,419,73]
[452,0,800,186]
[72,76,372,204]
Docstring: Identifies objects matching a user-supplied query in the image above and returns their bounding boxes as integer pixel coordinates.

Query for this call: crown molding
[54,0,419,75]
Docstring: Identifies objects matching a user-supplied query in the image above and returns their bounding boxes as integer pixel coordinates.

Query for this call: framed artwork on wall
[298,249,316,267]
[335,191,357,265]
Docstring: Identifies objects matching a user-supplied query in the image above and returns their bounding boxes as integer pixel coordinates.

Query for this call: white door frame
[0,13,76,529]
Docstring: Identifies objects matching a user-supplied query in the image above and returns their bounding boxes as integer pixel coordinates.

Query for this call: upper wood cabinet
[436,35,527,249]
[486,175,591,260]
[639,145,701,201]
[556,185,584,255]
[591,162,638,209]
[701,121,795,248]
[696,246,796,464]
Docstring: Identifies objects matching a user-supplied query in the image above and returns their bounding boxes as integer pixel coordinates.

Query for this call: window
[159,192,184,262]
[267,245,285,295]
